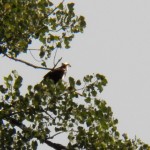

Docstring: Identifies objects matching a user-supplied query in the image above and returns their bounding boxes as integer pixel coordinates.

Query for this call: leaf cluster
[0,0,86,64]
[0,72,149,149]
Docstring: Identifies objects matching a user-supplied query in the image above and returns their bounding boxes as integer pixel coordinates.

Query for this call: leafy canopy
[0,0,149,150]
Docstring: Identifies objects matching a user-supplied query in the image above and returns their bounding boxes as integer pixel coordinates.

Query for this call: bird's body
[43,63,71,84]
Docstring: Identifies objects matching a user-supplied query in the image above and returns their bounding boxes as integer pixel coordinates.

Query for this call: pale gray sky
[1,0,150,149]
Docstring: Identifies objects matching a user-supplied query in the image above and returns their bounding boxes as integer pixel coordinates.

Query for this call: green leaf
[8,75,13,81]
[58,3,63,10]
[14,76,23,90]
[84,97,91,103]
[97,83,103,92]
[41,61,47,67]
[101,78,108,86]
[86,118,92,127]
[79,16,86,28]
[91,90,97,97]
[69,77,75,87]
[32,141,38,150]
[68,132,74,141]
[56,42,62,48]
[34,84,41,91]
[96,74,102,80]
[0,85,7,93]
[39,50,45,58]
[67,3,74,11]
[28,85,32,91]
[94,99,100,105]
[76,80,81,85]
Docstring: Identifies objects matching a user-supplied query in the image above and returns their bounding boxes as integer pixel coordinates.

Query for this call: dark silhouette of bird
[43,62,71,84]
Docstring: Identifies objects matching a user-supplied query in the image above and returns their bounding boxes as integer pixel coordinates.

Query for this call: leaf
[91,90,97,97]
[58,3,63,10]
[97,82,103,92]
[79,16,86,28]
[86,118,92,127]
[28,85,32,91]
[39,50,45,58]
[101,78,108,86]
[41,61,47,67]
[96,74,102,80]
[32,141,38,150]
[14,76,23,90]
[0,85,7,93]
[34,84,41,91]
[56,42,62,48]
[84,97,91,103]
[94,99,100,105]
[76,80,81,85]
[96,74,107,86]
[8,75,13,81]
[69,77,75,87]
[68,132,74,141]
[122,133,128,140]
[67,3,74,11]
[12,70,18,78]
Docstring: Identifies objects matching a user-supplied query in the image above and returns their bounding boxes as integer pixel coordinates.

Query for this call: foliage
[0,0,150,150]
[0,0,86,65]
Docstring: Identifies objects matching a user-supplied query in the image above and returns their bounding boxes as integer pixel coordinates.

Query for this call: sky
[1,0,150,149]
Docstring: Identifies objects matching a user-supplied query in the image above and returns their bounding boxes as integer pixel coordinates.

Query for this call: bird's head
[62,62,71,67]
[61,62,71,72]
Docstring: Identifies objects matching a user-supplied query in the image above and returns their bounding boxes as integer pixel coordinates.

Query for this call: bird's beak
[68,64,71,67]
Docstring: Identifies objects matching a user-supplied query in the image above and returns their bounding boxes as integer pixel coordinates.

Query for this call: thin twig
[5,54,52,70]
[43,110,54,120]
[75,91,83,97]
[53,48,58,66]
[53,57,62,69]
[29,49,42,62]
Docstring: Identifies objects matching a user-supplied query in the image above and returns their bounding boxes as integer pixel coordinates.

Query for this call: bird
[43,62,71,84]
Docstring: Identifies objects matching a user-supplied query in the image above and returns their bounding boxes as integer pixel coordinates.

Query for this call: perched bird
[43,62,71,84]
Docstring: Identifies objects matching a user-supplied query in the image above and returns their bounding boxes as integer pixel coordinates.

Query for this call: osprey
[43,62,71,84]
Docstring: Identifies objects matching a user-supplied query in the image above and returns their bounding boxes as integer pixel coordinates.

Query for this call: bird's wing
[44,68,64,80]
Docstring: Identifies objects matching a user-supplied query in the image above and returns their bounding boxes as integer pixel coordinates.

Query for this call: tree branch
[49,132,64,139]
[45,139,67,150]
[4,54,52,70]
[4,117,67,150]
[53,57,62,69]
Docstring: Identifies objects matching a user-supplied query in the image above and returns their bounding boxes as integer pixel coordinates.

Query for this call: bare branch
[53,57,62,69]
[49,131,64,139]
[45,139,67,150]
[53,47,63,69]
[53,48,58,66]
[5,54,52,70]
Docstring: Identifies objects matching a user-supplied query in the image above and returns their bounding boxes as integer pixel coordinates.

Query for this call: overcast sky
[75,0,150,144]
[1,0,150,149]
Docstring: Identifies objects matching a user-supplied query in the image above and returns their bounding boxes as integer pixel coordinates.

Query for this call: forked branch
[5,54,52,70]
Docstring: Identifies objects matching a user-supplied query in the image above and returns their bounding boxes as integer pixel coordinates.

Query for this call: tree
[0,0,149,149]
